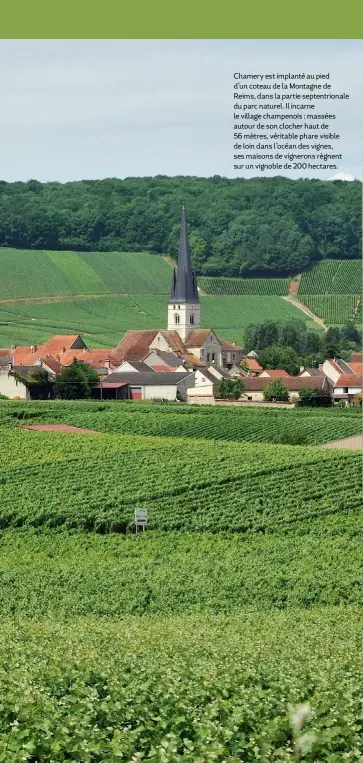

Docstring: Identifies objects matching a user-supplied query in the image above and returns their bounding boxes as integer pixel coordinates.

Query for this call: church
[113,205,244,370]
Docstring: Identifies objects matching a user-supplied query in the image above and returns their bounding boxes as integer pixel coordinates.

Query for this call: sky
[0,38,361,183]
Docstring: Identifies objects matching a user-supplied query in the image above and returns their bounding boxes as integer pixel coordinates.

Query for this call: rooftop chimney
[8,361,12,371]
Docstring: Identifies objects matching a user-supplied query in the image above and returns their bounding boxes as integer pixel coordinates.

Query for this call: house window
[207,353,210,362]
[232,353,236,362]
[344,387,348,393]
[190,314,194,324]
[211,353,215,362]
[175,314,180,324]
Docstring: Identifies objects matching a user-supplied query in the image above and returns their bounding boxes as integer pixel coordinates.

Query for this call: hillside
[0,249,361,349]
[0,293,312,349]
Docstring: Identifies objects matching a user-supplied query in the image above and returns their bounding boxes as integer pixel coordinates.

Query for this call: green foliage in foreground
[0,521,362,616]
[0,426,361,533]
[1,400,360,445]
[0,609,363,761]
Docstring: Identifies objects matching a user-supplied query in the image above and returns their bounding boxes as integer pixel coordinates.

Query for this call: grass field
[0,400,362,759]
[0,294,309,348]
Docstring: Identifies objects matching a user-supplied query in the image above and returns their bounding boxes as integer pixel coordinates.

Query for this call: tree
[215,377,244,400]
[341,321,361,346]
[263,379,290,402]
[299,388,332,407]
[324,326,341,358]
[240,360,250,373]
[258,345,302,376]
[55,359,99,400]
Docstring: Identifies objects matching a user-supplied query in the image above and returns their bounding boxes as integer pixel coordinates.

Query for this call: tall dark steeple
[169,204,199,304]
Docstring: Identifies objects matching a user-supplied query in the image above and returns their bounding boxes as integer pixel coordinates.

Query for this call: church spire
[169,204,199,303]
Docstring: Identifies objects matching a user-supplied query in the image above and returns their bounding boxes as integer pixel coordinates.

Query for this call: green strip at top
[2,0,363,38]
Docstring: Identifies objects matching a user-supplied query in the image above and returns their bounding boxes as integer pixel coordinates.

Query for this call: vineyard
[199,277,290,296]
[0,424,361,533]
[0,249,172,300]
[0,397,362,760]
[1,609,363,761]
[0,520,362,616]
[2,400,361,445]
[0,293,306,349]
[298,259,361,295]
[298,295,361,325]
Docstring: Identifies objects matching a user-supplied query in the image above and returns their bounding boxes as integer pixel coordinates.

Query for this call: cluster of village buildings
[0,206,361,405]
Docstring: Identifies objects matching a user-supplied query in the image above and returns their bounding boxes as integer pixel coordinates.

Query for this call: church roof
[169,205,199,304]
[114,330,159,361]
[185,329,216,348]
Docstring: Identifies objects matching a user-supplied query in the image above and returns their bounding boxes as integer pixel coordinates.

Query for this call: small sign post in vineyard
[135,508,148,534]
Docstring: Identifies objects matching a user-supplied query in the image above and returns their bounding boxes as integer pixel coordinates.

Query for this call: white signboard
[135,509,148,532]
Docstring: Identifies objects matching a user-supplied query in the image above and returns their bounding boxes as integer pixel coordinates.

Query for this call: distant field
[0,294,308,348]
[299,295,361,325]
[199,276,291,296]
[298,259,361,295]
[0,249,172,299]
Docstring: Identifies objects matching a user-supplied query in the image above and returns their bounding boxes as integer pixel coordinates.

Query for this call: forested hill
[0,176,360,276]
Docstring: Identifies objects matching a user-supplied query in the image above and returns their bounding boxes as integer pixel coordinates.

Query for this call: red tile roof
[151,364,172,372]
[60,349,117,367]
[114,330,159,361]
[0,348,10,357]
[11,346,33,365]
[350,353,362,362]
[38,357,63,374]
[335,374,362,387]
[347,362,362,375]
[182,353,206,367]
[244,358,262,372]
[12,336,87,365]
[261,369,290,378]
[158,330,186,353]
[219,339,243,351]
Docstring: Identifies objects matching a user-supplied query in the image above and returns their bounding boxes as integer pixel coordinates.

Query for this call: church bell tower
[168,204,200,341]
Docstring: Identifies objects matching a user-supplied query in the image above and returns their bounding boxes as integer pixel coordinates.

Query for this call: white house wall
[144,384,178,401]
[322,360,341,383]
[0,371,30,399]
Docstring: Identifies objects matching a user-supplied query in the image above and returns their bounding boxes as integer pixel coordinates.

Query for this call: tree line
[0,176,360,275]
[244,318,361,375]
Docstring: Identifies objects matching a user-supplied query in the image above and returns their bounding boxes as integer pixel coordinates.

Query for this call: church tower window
[174,314,180,324]
[190,314,194,324]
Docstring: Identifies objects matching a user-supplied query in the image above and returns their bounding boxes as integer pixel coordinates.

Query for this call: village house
[97,370,195,401]
[240,375,332,403]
